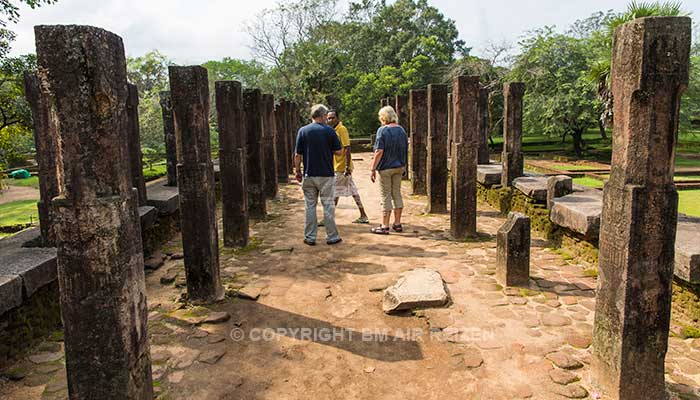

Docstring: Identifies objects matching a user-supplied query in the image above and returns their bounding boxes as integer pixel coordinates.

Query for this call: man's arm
[344,145,352,175]
[294,153,303,182]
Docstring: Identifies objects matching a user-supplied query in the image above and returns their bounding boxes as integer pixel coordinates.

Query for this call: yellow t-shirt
[334,122,352,172]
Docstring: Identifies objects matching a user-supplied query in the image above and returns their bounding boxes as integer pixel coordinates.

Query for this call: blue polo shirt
[374,124,408,171]
[295,122,342,177]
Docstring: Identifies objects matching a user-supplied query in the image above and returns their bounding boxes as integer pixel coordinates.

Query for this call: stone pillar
[496,212,530,286]
[409,89,428,195]
[477,87,490,164]
[501,82,525,187]
[447,92,453,157]
[275,100,290,183]
[23,72,61,247]
[261,94,278,199]
[126,83,147,206]
[426,84,448,213]
[215,80,249,248]
[395,94,410,180]
[592,16,691,400]
[546,175,573,209]
[169,65,223,303]
[450,76,479,239]
[35,25,153,399]
[289,102,298,170]
[159,91,178,187]
[244,89,267,218]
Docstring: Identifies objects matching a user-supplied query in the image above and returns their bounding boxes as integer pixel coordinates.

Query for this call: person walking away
[370,106,408,234]
[294,104,344,245]
[327,110,369,224]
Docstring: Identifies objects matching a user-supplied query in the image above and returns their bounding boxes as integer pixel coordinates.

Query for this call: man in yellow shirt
[327,110,369,224]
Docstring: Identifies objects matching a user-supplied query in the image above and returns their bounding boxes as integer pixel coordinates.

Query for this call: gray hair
[310,104,329,119]
[378,106,398,124]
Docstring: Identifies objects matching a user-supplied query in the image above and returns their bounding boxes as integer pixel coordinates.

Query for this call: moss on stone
[680,325,700,339]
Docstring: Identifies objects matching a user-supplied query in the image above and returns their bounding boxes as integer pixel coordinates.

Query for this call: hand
[295,172,303,183]
[344,169,351,177]
[370,170,376,183]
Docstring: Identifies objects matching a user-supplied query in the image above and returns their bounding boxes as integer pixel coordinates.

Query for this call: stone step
[550,191,700,284]
[476,163,502,187]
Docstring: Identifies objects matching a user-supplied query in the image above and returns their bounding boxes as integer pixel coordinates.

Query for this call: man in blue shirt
[294,104,344,245]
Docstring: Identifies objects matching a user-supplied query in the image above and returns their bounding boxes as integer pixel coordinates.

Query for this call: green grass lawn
[2,175,39,188]
[0,199,38,227]
[679,190,700,217]
[143,163,167,182]
[676,156,700,169]
[572,177,605,189]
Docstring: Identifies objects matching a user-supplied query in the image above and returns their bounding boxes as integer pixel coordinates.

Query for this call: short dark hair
[328,109,340,118]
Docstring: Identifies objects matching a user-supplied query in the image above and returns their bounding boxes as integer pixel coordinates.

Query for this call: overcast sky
[7,0,700,64]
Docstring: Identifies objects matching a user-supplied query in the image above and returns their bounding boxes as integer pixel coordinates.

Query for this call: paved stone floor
[1,152,699,399]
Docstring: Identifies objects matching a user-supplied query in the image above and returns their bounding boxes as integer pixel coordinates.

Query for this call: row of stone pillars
[394,15,692,400]
[25,24,305,399]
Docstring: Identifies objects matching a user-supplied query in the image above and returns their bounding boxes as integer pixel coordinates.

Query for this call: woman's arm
[371,149,384,183]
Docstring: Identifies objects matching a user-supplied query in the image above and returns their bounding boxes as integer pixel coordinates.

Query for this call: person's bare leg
[382,211,391,228]
[394,208,403,226]
[353,194,368,220]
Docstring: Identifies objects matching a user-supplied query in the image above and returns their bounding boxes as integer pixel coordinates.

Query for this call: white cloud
[7,0,699,63]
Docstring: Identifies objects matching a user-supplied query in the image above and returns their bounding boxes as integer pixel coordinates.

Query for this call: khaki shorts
[334,172,360,197]
[379,167,404,212]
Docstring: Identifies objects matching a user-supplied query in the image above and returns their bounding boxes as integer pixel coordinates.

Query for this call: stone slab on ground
[477,164,502,187]
[549,190,602,240]
[382,268,449,313]
[513,176,548,202]
[676,214,700,284]
[146,181,179,215]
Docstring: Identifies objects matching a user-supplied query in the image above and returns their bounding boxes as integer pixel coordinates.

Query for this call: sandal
[353,217,370,224]
[370,226,390,235]
[392,224,403,233]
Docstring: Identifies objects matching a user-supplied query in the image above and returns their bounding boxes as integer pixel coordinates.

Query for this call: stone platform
[549,189,700,284]
[549,189,603,241]
[512,176,548,202]
[147,181,180,215]
[476,163,502,187]
[676,215,700,284]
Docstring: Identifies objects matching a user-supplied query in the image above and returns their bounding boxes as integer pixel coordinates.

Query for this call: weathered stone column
[395,94,410,180]
[477,87,490,164]
[275,100,290,183]
[447,92,453,157]
[215,80,249,248]
[501,82,525,186]
[409,89,428,195]
[126,83,147,206]
[159,91,178,186]
[592,16,691,400]
[244,89,267,218]
[35,25,153,399]
[23,72,60,247]
[169,65,223,303]
[450,76,479,239]
[426,84,448,213]
[261,94,278,199]
[496,212,530,286]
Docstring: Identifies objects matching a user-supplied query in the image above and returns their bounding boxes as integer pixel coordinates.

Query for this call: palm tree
[588,1,689,138]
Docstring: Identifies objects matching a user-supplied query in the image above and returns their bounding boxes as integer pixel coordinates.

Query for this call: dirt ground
[2,152,700,399]
[0,183,39,205]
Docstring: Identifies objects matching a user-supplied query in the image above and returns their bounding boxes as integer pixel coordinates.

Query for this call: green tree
[509,27,598,157]
[126,51,172,152]
[0,54,36,168]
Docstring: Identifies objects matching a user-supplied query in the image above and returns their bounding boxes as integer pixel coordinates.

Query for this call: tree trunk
[598,118,607,139]
[572,128,584,158]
